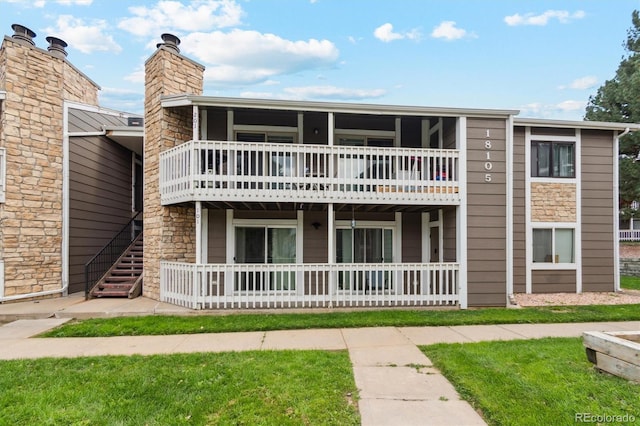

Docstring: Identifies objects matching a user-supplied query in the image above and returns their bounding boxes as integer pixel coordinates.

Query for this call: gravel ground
[513,290,640,307]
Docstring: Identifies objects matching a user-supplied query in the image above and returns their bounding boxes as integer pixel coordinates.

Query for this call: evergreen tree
[585,10,640,218]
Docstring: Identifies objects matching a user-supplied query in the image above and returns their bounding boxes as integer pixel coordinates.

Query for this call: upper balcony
[159,140,461,206]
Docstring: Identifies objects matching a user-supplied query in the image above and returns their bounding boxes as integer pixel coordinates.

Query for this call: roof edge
[160,94,520,118]
[515,117,640,132]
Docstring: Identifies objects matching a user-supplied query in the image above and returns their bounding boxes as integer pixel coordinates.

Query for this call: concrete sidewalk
[2,295,640,425]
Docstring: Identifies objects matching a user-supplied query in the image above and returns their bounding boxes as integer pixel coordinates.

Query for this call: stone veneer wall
[143,46,204,300]
[531,182,576,222]
[0,36,99,297]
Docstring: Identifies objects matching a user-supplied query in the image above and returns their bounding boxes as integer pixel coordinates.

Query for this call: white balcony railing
[159,141,460,205]
[620,229,640,241]
[160,261,460,309]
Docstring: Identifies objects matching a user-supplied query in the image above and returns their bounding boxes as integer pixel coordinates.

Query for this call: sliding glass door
[235,226,296,291]
[336,227,393,291]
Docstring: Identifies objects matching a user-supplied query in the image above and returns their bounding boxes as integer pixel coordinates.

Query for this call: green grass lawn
[422,338,640,426]
[42,304,640,338]
[621,275,640,290]
[0,350,359,425]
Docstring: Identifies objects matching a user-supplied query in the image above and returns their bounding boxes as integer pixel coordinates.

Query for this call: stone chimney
[11,23,36,46]
[46,36,68,59]
[142,33,204,300]
[156,33,180,53]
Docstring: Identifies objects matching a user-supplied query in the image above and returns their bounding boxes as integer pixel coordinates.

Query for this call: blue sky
[1,0,638,120]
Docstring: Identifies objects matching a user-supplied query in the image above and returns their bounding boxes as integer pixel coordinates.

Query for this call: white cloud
[56,0,93,5]
[240,85,386,101]
[0,0,91,5]
[118,0,243,37]
[519,100,586,119]
[556,100,585,111]
[284,85,386,100]
[183,29,339,85]
[44,15,121,54]
[504,10,586,26]
[374,23,420,42]
[569,76,598,90]
[431,21,474,41]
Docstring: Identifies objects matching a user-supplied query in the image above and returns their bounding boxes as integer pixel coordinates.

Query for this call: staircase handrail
[84,212,142,298]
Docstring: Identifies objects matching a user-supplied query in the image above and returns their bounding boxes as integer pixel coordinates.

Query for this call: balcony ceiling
[199,201,441,213]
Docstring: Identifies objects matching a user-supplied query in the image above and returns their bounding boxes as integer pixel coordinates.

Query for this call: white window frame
[530,223,577,270]
[229,216,304,295]
[334,220,396,263]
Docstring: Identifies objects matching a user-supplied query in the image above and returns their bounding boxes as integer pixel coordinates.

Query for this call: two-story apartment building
[0,25,635,309]
[145,34,638,309]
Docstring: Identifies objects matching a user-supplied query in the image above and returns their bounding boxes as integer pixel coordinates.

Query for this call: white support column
[226,110,234,140]
[437,209,444,263]
[195,201,202,263]
[457,117,468,309]
[225,209,234,294]
[201,208,208,263]
[297,210,304,296]
[421,212,430,263]
[575,128,583,293]
[421,119,430,148]
[506,115,514,301]
[200,109,208,139]
[328,112,334,146]
[328,203,335,305]
[614,131,621,292]
[297,112,304,143]
[192,105,199,140]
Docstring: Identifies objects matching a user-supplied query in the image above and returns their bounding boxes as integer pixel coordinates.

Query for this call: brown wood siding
[466,118,508,306]
[532,270,576,293]
[207,209,226,263]
[69,135,133,293]
[442,207,457,262]
[512,127,526,293]
[402,213,422,262]
[304,211,328,263]
[581,129,616,292]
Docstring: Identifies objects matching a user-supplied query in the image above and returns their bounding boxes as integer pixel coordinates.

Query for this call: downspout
[614,127,631,292]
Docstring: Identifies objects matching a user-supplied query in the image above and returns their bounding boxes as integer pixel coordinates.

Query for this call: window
[532,228,574,263]
[234,226,296,291]
[336,227,393,291]
[531,141,575,178]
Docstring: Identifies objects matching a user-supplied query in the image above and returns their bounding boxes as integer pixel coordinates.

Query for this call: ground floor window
[234,226,296,291]
[532,228,574,263]
[336,226,393,291]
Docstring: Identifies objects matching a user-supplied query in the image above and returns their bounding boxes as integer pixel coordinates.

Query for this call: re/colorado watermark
[575,412,636,423]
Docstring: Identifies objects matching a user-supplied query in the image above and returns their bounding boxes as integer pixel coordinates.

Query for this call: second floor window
[531,141,575,178]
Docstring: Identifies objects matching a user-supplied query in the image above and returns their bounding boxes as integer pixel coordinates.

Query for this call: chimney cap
[156,33,180,53]
[46,36,69,58]
[11,24,36,46]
